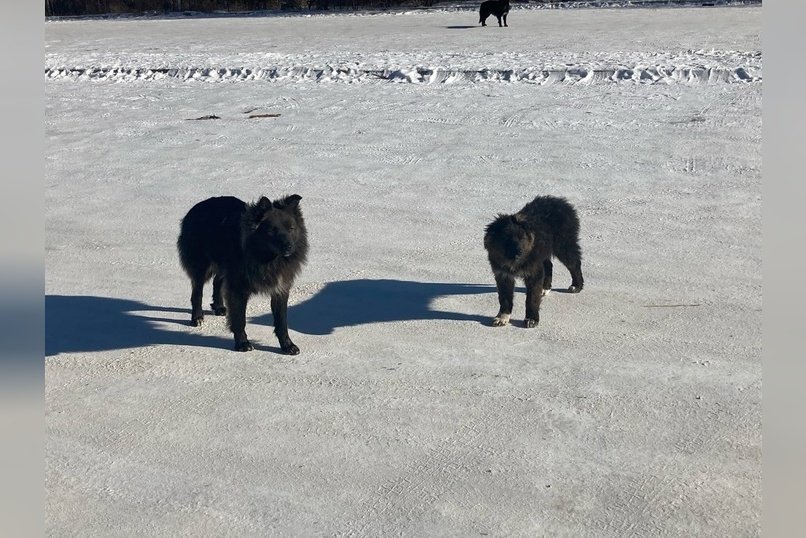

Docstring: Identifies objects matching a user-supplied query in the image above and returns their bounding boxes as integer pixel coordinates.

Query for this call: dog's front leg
[503,13,508,27]
[271,291,299,355]
[226,286,253,351]
[493,271,515,326]
[524,269,545,328]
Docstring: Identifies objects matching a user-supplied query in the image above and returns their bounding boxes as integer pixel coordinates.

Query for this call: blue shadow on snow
[45,279,507,356]
[45,295,236,357]
[256,278,496,335]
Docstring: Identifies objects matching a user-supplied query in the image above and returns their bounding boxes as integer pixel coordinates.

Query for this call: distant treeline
[44,0,456,17]
[44,1,760,17]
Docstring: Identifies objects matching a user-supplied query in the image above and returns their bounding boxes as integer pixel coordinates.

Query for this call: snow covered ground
[46,5,761,536]
[46,4,761,84]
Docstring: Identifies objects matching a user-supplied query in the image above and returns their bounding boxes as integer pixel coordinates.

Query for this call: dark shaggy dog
[177,194,308,353]
[484,195,583,328]
[479,0,510,27]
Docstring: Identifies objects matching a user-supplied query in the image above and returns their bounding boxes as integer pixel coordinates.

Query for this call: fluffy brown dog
[484,195,583,328]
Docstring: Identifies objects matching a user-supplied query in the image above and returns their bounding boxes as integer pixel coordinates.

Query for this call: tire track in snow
[598,400,759,536]
[337,403,511,537]
[45,64,761,85]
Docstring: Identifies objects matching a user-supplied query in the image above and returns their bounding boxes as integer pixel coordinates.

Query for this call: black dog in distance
[484,195,584,328]
[177,195,309,353]
[479,0,510,27]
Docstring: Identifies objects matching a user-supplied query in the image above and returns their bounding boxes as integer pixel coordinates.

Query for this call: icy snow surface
[46,5,761,536]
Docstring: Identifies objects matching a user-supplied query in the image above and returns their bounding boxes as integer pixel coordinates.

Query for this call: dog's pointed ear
[257,196,273,211]
[250,196,272,223]
[511,213,526,225]
[274,194,302,210]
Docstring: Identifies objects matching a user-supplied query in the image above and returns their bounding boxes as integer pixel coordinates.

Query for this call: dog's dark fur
[484,195,583,328]
[177,195,308,353]
[479,0,510,27]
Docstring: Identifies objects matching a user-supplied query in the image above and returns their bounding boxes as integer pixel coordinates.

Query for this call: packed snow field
[46,5,761,536]
[46,5,761,85]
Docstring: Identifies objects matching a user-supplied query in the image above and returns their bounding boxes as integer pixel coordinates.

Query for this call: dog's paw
[541,288,551,297]
[190,317,204,327]
[282,343,300,355]
[211,305,227,316]
[568,285,582,293]
[524,318,538,328]
[234,341,254,352]
[492,315,510,327]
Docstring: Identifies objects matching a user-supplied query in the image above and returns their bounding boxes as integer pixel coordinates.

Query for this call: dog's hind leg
[492,271,515,326]
[187,265,213,327]
[210,273,227,316]
[542,258,554,295]
[271,291,299,355]
[555,244,584,293]
[189,277,205,326]
[225,286,253,351]
[524,269,545,328]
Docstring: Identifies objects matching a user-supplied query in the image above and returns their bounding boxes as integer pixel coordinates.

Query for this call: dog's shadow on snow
[45,295,246,357]
[257,278,500,335]
[45,279,507,356]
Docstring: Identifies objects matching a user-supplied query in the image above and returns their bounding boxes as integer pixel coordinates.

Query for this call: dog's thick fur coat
[484,195,583,328]
[479,0,510,27]
[177,195,308,353]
